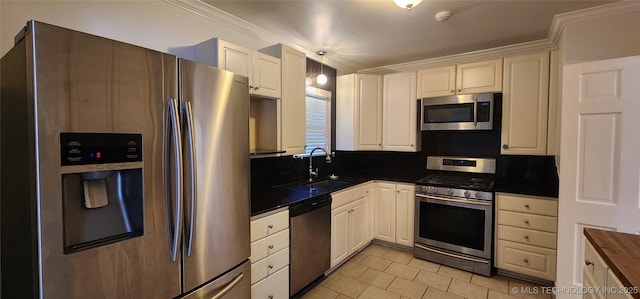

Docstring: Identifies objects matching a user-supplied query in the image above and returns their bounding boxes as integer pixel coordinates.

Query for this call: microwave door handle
[473,97,478,127]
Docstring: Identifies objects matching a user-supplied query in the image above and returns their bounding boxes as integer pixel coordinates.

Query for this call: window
[305,86,332,156]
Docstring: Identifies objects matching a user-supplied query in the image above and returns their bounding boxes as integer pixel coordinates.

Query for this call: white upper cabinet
[260,44,306,155]
[195,38,281,99]
[383,72,421,152]
[336,74,383,151]
[501,51,550,155]
[417,58,503,98]
[417,66,456,98]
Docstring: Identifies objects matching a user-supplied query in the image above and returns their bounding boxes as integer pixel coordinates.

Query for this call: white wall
[0,0,274,60]
[562,10,640,64]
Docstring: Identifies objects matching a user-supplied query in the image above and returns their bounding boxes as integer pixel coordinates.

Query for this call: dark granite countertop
[250,173,424,216]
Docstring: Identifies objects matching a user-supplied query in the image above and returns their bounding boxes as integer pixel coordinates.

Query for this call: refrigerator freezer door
[29,22,180,298]
[181,260,251,299]
[179,59,251,292]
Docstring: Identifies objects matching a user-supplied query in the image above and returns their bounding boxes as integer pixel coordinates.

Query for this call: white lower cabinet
[374,182,414,247]
[583,238,634,299]
[250,209,289,298]
[495,193,557,281]
[251,265,289,299]
[330,185,368,268]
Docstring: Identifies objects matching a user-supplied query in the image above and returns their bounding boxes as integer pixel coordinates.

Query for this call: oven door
[414,193,492,259]
[420,93,493,131]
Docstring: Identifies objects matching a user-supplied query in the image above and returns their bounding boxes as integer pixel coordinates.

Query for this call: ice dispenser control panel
[61,133,142,165]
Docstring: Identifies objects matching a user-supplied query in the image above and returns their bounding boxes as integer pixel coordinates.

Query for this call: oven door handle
[415,193,491,206]
[415,243,489,264]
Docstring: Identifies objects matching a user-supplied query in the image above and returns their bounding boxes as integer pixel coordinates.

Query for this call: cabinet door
[417,65,456,98]
[374,182,396,243]
[252,52,281,98]
[364,184,375,243]
[331,205,350,268]
[217,39,251,78]
[606,269,635,299]
[501,52,549,155]
[356,74,383,150]
[280,46,306,155]
[349,199,366,254]
[456,58,503,94]
[383,72,420,152]
[395,184,415,247]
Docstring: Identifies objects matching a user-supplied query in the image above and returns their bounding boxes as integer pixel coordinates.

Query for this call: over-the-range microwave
[420,93,495,131]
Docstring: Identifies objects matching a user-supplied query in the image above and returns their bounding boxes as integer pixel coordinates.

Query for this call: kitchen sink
[304,179,352,189]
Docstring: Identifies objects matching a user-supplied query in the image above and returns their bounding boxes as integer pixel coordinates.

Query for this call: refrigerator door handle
[208,273,245,299]
[182,99,197,256]
[165,98,183,261]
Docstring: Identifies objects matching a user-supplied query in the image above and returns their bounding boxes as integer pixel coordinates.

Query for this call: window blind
[305,92,331,156]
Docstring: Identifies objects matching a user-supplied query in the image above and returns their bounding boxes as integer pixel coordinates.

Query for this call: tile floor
[301,243,553,299]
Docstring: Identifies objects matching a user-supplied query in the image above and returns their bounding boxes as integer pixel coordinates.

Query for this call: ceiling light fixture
[316,50,328,85]
[394,0,423,11]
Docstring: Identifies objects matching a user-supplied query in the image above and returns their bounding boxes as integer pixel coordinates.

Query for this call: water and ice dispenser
[60,133,144,253]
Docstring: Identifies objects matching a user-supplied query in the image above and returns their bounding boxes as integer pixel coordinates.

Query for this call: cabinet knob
[524,204,531,209]
[503,144,509,149]
[267,224,273,229]
[450,90,454,93]
[523,258,529,264]
[254,86,260,90]
[268,264,274,269]
[268,244,274,249]
[524,220,530,225]
[458,89,462,92]
[268,296,274,299]
[585,259,593,266]
[524,235,530,240]
[410,144,414,147]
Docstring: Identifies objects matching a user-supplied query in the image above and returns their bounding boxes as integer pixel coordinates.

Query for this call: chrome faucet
[308,147,332,182]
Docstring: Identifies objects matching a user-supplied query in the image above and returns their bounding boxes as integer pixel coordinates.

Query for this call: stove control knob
[446,189,454,196]
[464,191,471,199]
[475,191,484,199]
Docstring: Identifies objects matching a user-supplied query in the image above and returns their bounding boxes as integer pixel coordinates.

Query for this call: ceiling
[203,0,614,73]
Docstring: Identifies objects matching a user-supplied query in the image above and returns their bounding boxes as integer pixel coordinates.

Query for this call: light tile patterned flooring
[302,243,553,299]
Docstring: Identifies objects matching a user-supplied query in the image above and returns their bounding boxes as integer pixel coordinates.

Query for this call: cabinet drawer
[497,194,557,216]
[497,225,557,249]
[583,268,605,299]
[251,210,289,242]
[251,265,289,299]
[497,210,557,233]
[606,269,635,299]
[331,185,365,209]
[496,240,556,281]
[584,239,608,292]
[251,247,289,284]
[251,228,289,263]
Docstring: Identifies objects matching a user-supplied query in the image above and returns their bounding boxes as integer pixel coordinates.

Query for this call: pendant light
[394,0,423,11]
[316,50,328,85]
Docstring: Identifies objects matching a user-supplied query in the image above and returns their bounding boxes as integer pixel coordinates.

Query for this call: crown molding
[360,0,640,74]
[164,0,278,43]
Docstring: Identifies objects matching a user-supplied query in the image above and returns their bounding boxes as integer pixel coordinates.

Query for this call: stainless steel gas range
[414,156,496,276]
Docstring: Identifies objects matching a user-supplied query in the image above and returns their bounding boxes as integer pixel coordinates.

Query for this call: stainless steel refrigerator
[1,21,251,298]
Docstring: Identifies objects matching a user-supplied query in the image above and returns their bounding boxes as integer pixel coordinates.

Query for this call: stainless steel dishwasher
[289,194,332,296]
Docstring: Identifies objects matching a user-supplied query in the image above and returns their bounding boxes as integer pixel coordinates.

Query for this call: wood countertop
[584,228,640,298]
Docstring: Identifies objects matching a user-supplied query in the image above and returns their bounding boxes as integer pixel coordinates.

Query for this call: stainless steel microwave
[420,93,494,131]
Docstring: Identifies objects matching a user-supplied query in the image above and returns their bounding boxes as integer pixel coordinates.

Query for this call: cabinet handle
[267,224,273,229]
[524,204,531,209]
[585,259,593,266]
[268,244,274,249]
[503,144,509,149]
[524,235,530,240]
[523,258,529,264]
[524,220,530,225]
